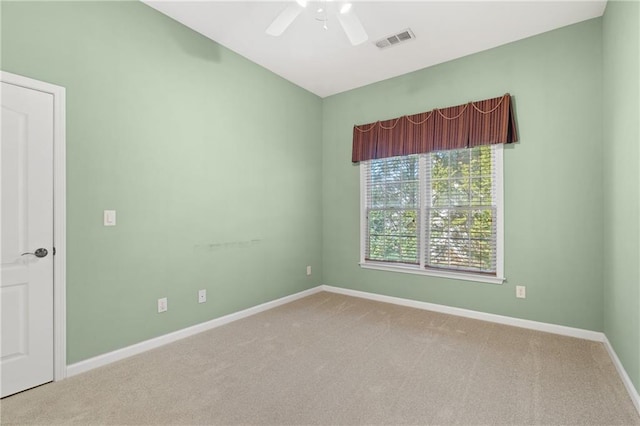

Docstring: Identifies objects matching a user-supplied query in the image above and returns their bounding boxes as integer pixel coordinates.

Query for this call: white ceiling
[143,0,607,98]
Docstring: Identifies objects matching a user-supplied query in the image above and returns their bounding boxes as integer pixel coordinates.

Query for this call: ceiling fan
[266,0,368,46]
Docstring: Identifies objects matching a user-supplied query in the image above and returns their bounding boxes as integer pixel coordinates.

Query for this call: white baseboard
[68,283,603,378]
[603,336,640,415]
[321,285,640,417]
[66,286,323,377]
[65,283,639,418]
[321,285,604,341]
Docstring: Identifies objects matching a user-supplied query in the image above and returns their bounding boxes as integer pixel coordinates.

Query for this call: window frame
[359,144,504,285]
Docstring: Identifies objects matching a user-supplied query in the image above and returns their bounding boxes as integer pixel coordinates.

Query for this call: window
[360,144,504,284]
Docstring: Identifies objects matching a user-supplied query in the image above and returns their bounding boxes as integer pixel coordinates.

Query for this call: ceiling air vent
[375,29,415,49]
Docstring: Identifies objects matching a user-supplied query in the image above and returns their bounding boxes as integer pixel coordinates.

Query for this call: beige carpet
[2,291,639,425]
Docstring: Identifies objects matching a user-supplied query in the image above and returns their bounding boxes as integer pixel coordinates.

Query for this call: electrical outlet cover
[158,297,168,312]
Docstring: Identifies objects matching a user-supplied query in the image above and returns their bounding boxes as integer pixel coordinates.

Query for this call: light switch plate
[104,210,116,226]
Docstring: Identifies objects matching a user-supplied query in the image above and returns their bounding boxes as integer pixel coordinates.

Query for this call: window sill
[359,262,505,285]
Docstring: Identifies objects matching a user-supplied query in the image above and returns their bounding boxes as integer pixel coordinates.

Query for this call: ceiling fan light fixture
[340,3,352,14]
[266,0,367,46]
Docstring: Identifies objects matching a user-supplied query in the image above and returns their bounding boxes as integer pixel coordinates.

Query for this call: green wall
[322,19,604,331]
[1,1,323,364]
[2,0,638,397]
[603,0,640,392]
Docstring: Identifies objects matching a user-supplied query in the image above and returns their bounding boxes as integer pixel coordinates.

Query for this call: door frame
[1,71,67,381]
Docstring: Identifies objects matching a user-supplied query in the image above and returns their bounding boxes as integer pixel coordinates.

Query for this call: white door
[1,81,55,398]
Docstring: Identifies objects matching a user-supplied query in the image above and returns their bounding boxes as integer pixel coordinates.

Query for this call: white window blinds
[362,145,502,279]
[365,155,420,264]
[425,146,497,274]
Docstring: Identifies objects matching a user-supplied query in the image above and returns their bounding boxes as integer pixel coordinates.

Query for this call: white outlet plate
[306,265,312,276]
[198,289,206,304]
[158,297,168,313]
[516,286,526,299]
[103,210,116,226]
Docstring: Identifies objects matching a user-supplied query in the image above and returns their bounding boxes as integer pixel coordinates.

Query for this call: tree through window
[362,145,502,279]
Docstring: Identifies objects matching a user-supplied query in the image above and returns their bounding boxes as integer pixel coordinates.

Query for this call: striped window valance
[351,94,518,163]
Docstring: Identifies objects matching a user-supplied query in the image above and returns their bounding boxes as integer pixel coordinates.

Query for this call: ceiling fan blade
[266,3,304,36]
[337,10,368,46]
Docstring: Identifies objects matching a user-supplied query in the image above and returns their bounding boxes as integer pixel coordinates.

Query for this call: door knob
[21,248,48,258]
